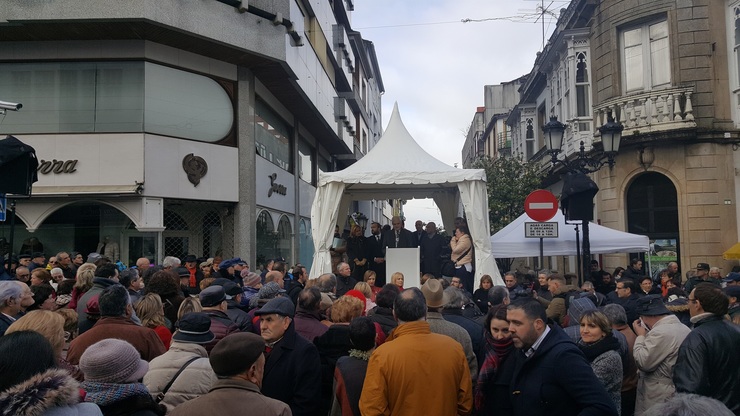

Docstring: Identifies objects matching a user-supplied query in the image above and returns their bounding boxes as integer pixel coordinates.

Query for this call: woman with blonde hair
[135,293,172,350]
[363,270,382,301]
[391,271,404,290]
[6,309,84,381]
[68,263,96,310]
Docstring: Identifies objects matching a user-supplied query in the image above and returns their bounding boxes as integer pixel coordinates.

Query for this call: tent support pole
[574,223,582,285]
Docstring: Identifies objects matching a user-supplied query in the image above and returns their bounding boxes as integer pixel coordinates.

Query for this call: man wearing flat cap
[255,297,321,416]
[145,312,218,413]
[683,262,720,294]
[169,332,290,416]
[199,285,240,353]
[631,294,691,415]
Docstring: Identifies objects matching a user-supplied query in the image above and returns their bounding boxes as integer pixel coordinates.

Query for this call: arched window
[256,210,277,268]
[627,172,679,275]
[576,52,590,117]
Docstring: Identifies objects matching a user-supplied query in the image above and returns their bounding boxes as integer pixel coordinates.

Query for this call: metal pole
[574,223,581,284]
[539,237,544,271]
[582,220,591,287]
[8,199,16,265]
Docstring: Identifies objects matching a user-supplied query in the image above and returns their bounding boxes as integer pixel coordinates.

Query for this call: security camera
[0,101,22,111]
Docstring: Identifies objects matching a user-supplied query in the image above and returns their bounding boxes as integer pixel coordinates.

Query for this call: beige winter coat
[450,234,473,267]
[144,341,218,413]
[632,314,691,415]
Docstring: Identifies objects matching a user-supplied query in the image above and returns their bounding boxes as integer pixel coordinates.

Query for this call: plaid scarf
[474,331,514,411]
[81,381,151,407]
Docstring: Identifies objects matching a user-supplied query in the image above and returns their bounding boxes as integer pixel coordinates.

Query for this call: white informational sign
[385,247,421,288]
[525,222,559,238]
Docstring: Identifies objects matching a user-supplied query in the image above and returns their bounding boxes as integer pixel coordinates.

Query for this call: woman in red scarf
[475,304,516,415]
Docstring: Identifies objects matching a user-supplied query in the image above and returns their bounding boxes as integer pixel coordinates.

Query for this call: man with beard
[365,222,387,286]
[506,299,618,416]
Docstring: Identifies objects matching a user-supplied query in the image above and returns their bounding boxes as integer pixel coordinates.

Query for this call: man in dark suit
[365,221,387,286]
[382,216,415,250]
[419,222,445,278]
[411,220,424,247]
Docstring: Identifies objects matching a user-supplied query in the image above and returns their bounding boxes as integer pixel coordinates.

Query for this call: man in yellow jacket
[360,287,473,416]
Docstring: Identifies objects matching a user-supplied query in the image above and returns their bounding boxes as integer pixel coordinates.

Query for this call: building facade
[461,79,522,168]
[507,0,740,276]
[0,0,386,270]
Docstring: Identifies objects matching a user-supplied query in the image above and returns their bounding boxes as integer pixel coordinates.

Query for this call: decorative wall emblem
[268,173,287,197]
[182,153,208,186]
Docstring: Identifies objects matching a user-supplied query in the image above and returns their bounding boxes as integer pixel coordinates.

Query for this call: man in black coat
[255,297,322,416]
[365,222,387,286]
[506,299,618,416]
[674,283,740,413]
[381,216,415,250]
[419,222,446,278]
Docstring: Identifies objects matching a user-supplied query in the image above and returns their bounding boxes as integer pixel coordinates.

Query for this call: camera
[0,101,22,111]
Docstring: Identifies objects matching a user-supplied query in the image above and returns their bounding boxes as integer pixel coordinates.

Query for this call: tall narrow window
[621,20,670,93]
[734,7,740,86]
[525,118,535,160]
[576,52,590,117]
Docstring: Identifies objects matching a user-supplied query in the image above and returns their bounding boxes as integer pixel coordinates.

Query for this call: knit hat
[79,339,149,383]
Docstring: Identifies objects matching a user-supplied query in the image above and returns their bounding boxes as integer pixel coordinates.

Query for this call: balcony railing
[594,86,696,138]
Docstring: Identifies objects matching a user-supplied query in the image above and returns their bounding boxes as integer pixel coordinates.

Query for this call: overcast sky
[351,0,563,229]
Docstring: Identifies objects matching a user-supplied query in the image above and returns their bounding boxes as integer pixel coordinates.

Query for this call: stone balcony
[594,86,697,140]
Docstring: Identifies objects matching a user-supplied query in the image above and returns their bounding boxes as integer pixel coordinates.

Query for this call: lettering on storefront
[268,173,287,197]
[37,159,78,174]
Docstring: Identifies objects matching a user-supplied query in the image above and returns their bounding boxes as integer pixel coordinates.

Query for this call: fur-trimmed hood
[0,368,82,415]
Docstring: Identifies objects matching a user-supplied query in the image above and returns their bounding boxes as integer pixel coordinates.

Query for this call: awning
[723,242,740,260]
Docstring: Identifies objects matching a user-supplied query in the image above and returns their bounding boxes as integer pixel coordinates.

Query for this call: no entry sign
[524,190,558,222]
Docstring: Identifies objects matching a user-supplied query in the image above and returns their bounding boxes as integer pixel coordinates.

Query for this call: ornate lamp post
[543,115,624,284]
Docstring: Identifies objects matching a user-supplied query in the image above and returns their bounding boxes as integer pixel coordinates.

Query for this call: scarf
[81,381,151,407]
[474,331,514,411]
[187,265,197,288]
[577,333,620,363]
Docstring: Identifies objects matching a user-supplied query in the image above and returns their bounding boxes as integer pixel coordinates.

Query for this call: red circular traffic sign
[524,190,559,222]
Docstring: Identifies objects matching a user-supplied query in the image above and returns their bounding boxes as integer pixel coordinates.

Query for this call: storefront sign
[268,173,287,197]
[37,159,78,174]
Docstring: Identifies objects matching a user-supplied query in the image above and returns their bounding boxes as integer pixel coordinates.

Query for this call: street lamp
[542,114,624,284]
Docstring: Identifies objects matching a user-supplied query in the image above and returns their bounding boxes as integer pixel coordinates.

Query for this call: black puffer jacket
[673,314,740,414]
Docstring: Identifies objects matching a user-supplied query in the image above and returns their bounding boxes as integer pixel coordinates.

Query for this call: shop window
[256,210,277,268]
[277,215,292,264]
[299,218,314,271]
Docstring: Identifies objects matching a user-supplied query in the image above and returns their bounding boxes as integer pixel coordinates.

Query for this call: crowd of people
[0,241,739,415]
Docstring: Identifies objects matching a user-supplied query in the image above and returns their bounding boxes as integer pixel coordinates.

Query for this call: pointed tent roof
[318,103,485,193]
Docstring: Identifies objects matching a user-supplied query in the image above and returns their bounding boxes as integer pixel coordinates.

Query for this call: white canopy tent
[310,104,502,285]
[490,210,650,257]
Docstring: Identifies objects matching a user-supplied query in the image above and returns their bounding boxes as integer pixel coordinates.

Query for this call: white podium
[385,247,420,288]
